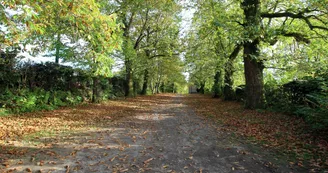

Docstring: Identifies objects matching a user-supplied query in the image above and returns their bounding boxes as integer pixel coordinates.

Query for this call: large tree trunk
[243,40,265,109]
[122,12,134,98]
[242,0,265,109]
[223,44,242,100]
[213,69,222,98]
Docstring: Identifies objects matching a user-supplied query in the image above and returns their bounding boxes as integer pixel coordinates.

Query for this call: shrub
[266,73,328,133]
[265,84,294,112]
[295,93,328,134]
[235,85,245,102]
[0,62,117,114]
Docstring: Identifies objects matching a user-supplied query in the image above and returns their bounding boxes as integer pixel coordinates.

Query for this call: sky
[179,0,196,37]
[179,0,196,81]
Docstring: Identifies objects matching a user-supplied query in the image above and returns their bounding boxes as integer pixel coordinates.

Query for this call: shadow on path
[1,94,299,173]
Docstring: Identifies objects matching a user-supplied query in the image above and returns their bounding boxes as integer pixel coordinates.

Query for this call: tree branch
[261,10,328,31]
[134,9,149,49]
[150,53,179,59]
[233,20,245,27]
[282,31,310,44]
[228,44,242,61]
[123,12,135,37]
[263,30,311,45]
[265,66,287,70]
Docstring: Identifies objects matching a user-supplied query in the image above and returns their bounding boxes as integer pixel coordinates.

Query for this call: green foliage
[295,93,328,132]
[0,61,121,114]
[0,108,9,117]
[265,74,328,133]
[0,88,84,114]
[264,85,291,111]
[1,89,51,113]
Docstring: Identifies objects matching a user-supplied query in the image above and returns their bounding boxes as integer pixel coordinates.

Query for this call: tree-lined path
[1,0,327,172]
[1,94,302,173]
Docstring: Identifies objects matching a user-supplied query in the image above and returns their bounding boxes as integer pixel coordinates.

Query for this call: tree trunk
[223,65,234,100]
[141,69,149,95]
[199,82,205,94]
[124,59,133,97]
[160,82,165,93]
[243,39,265,109]
[55,33,61,64]
[213,69,222,98]
[122,12,134,98]
[223,44,242,100]
[92,77,99,103]
[150,82,155,94]
[242,0,265,109]
[133,79,138,97]
[141,50,150,95]
[155,83,159,94]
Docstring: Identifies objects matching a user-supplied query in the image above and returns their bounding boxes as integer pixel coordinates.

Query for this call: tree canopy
[1,0,327,110]
[1,1,328,170]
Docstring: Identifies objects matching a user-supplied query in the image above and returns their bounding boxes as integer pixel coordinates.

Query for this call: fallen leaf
[65,165,70,173]
[143,158,154,164]
[120,168,129,172]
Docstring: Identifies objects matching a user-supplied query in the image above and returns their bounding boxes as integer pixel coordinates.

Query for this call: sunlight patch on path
[134,113,174,121]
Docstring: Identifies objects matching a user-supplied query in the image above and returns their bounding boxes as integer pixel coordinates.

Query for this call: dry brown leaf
[65,165,70,173]
[143,158,154,164]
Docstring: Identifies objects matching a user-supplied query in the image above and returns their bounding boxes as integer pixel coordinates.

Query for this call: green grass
[0,108,9,117]
[23,129,61,144]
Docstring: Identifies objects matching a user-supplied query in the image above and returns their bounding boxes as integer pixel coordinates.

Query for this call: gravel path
[2,95,296,173]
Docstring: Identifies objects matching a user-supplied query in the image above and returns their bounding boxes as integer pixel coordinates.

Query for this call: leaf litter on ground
[182,94,327,171]
[1,94,327,172]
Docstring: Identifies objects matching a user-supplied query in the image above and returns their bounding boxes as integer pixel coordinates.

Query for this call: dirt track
[1,95,298,173]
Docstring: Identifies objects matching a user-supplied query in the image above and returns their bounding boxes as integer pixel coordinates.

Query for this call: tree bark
[213,69,222,98]
[92,77,99,103]
[124,59,133,97]
[133,79,138,97]
[243,39,265,109]
[155,82,160,94]
[223,44,242,100]
[141,69,149,95]
[141,49,150,95]
[242,0,265,109]
[122,12,134,97]
[160,82,165,93]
